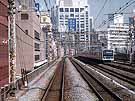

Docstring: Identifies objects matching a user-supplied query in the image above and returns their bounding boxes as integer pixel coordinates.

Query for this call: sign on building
[68,18,76,32]
[35,3,40,11]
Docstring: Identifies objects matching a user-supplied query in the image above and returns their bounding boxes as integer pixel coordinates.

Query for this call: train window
[103,50,113,56]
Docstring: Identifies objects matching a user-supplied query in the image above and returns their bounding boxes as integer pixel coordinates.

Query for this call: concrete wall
[16,11,35,75]
[0,0,9,87]
[16,10,46,75]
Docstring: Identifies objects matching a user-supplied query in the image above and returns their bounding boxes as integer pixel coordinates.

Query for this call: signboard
[35,3,40,11]
[68,18,76,32]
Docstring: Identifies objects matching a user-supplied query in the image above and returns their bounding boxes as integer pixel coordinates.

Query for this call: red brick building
[0,0,9,87]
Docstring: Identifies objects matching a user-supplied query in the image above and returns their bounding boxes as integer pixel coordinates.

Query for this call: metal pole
[8,0,16,97]
[129,26,134,64]
[8,0,16,85]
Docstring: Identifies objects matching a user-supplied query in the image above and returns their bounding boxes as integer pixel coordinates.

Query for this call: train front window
[103,50,113,56]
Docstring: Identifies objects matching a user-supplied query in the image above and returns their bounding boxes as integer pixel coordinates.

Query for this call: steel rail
[40,58,65,101]
[70,58,122,101]
[90,62,135,86]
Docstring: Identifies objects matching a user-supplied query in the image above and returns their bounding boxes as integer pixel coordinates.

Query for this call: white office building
[107,14,129,53]
[56,0,90,33]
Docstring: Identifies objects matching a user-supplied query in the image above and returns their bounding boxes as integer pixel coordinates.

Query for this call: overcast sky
[37,0,135,30]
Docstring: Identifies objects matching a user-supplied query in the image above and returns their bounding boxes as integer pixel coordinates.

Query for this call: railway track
[114,61,134,66]
[70,58,122,101]
[40,58,65,101]
[105,62,135,74]
[87,61,135,87]
[77,57,135,87]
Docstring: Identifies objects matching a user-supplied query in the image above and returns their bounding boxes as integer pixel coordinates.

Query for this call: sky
[36,0,135,30]
[89,0,135,30]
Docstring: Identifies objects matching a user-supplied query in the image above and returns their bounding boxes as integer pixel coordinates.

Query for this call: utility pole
[129,17,135,64]
[8,0,16,97]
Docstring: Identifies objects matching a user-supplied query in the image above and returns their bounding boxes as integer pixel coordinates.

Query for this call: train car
[78,47,114,62]
[102,49,114,61]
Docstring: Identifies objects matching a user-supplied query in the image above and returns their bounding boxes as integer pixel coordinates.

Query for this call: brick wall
[0,0,9,87]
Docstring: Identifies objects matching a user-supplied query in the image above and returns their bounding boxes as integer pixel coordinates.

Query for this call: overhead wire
[48,0,52,9]
[16,33,46,51]
[43,0,49,11]
[98,0,134,28]
[94,0,108,25]
[15,23,45,43]
[96,0,135,30]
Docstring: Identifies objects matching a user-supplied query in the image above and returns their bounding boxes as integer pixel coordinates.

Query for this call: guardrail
[0,59,57,101]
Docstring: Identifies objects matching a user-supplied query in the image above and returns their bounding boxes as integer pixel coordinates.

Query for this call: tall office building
[107,14,129,53]
[56,0,90,33]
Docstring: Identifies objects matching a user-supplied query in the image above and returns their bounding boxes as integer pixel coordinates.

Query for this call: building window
[81,24,84,28]
[35,43,40,51]
[60,15,64,19]
[75,15,79,17]
[35,55,40,61]
[34,31,40,40]
[86,34,88,40]
[80,21,84,23]
[86,28,89,32]
[80,18,84,20]
[70,8,74,12]
[65,8,69,12]
[80,8,84,12]
[80,35,85,39]
[75,8,79,12]
[65,21,68,23]
[80,15,84,17]
[65,15,69,19]
[77,24,79,28]
[60,8,64,12]
[60,23,64,26]
[60,21,64,23]
[43,17,46,22]
[70,14,74,17]
[81,29,85,32]
[21,13,29,20]
[85,6,88,8]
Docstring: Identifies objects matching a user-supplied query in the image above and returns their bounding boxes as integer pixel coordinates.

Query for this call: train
[77,46,114,62]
